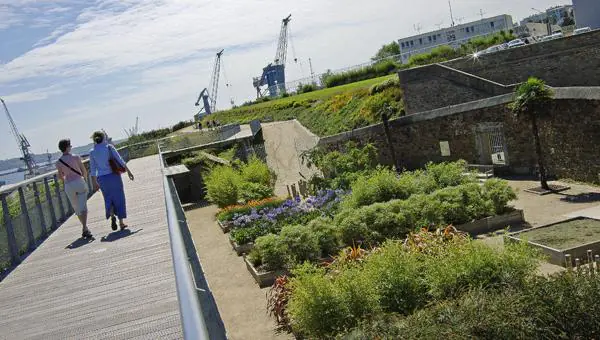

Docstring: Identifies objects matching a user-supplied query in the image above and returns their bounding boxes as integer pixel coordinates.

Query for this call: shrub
[322,60,399,88]
[248,234,287,271]
[425,160,471,188]
[482,178,517,214]
[307,217,339,256]
[181,152,208,169]
[204,165,241,208]
[344,167,404,208]
[288,265,350,337]
[431,183,493,225]
[216,197,285,222]
[369,77,400,95]
[336,202,411,245]
[240,156,272,186]
[297,83,317,94]
[279,224,321,265]
[239,182,274,202]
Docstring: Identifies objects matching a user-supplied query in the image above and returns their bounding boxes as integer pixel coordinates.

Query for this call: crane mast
[253,14,293,98]
[195,49,224,119]
[1,98,37,176]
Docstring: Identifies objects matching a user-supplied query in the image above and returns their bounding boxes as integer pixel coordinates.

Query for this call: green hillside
[203,75,404,137]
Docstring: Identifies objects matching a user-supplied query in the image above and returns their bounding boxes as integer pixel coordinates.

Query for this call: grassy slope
[203,75,403,137]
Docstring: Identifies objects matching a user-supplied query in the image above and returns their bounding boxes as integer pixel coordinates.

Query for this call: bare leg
[77,211,89,232]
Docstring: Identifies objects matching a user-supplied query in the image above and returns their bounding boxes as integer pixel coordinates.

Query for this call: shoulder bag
[108,146,127,174]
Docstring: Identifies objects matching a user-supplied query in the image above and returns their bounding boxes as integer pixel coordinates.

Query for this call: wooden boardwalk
[0,156,182,339]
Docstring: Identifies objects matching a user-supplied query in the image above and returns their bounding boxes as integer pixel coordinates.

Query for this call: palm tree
[509,77,553,190]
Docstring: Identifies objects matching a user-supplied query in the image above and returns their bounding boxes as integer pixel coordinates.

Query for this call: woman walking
[56,139,92,239]
[89,131,135,231]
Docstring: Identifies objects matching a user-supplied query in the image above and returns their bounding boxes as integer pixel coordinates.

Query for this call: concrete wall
[319,88,600,184]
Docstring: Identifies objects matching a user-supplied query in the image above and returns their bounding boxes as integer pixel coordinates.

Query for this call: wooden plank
[0,155,182,339]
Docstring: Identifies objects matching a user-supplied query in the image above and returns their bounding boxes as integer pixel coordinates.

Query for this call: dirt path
[185,205,292,340]
[262,120,320,197]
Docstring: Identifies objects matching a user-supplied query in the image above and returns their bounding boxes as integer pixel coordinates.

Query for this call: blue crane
[195,49,224,119]
[253,14,294,98]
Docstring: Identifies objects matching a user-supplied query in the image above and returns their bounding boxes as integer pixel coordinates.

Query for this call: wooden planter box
[244,256,288,288]
[456,209,525,236]
[217,219,232,233]
[229,236,254,256]
[506,217,600,267]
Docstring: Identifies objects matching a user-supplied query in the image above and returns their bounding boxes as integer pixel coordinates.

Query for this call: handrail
[158,143,214,340]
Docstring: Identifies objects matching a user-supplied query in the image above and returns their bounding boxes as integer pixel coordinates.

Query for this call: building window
[433,35,437,41]
[401,42,404,48]
[471,26,475,32]
[410,40,414,47]
[428,36,432,42]
[419,38,423,45]
[490,21,495,28]
[466,27,470,33]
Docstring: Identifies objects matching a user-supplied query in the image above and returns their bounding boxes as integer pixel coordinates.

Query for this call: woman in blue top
[89,131,135,231]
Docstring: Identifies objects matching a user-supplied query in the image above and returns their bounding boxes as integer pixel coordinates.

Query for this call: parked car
[574,27,592,35]
[539,33,564,42]
[507,39,526,48]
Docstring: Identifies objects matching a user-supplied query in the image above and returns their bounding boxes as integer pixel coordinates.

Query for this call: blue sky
[0,0,565,159]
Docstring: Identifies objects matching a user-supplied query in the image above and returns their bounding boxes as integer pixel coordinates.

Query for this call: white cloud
[1,84,65,103]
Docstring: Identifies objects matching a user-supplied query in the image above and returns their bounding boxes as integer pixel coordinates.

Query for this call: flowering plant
[230,189,347,245]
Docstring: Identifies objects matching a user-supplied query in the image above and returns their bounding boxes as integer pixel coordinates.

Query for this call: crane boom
[274,14,292,65]
[209,49,224,112]
[1,98,37,175]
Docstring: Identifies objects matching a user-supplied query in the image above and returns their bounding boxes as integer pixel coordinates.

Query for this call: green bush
[297,83,317,94]
[248,234,287,271]
[279,224,321,265]
[344,167,404,208]
[407,45,459,67]
[288,238,538,338]
[336,202,410,245]
[425,160,471,188]
[240,156,272,186]
[482,178,517,214]
[323,60,399,88]
[230,224,274,245]
[238,182,274,202]
[307,217,339,256]
[431,183,493,225]
[204,165,241,208]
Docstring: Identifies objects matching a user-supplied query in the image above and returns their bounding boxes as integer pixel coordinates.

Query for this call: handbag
[108,146,127,174]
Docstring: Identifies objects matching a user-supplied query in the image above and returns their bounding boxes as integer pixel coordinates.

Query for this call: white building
[520,5,574,27]
[573,0,600,29]
[397,15,513,64]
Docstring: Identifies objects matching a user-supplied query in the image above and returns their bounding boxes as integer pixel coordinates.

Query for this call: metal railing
[159,144,227,339]
[0,144,142,276]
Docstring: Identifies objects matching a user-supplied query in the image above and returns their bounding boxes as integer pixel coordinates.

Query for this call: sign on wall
[440,141,451,157]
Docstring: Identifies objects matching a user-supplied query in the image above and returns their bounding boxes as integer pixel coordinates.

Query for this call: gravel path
[185,205,292,340]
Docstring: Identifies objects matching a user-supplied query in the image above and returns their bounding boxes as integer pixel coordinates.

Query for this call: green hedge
[322,60,399,88]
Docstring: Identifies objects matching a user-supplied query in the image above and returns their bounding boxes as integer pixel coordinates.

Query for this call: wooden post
[1,195,21,265]
[18,187,36,251]
[565,254,572,271]
[575,258,581,272]
[44,178,58,231]
[32,182,47,238]
[54,174,66,221]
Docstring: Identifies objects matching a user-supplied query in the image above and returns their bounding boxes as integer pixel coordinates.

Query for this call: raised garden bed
[229,236,254,256]
[244,256,288,288]
[506,217,600,266]
[217,219,232,233]
[456,209,524,236]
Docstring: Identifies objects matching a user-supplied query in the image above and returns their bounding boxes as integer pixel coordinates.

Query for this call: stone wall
[444,30,600,87]
[400,30,600,114]
[319,89,600,184]
[400,64,512,114]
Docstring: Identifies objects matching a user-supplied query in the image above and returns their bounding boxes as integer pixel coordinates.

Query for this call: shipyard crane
[253,14,293,98]
[124,116,139,138]
[1,98,37,176]
[195,49,224,119]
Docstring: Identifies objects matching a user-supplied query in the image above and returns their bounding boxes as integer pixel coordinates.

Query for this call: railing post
[18,187,36,251]
[32,182,48,238]
[2,194,21,266]
[44,177,58,231]
[54,174,66,221]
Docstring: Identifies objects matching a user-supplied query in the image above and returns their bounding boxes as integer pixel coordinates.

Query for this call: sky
[0,0,567,159]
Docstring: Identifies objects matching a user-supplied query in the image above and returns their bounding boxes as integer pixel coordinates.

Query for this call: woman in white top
[56,139,92,239]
